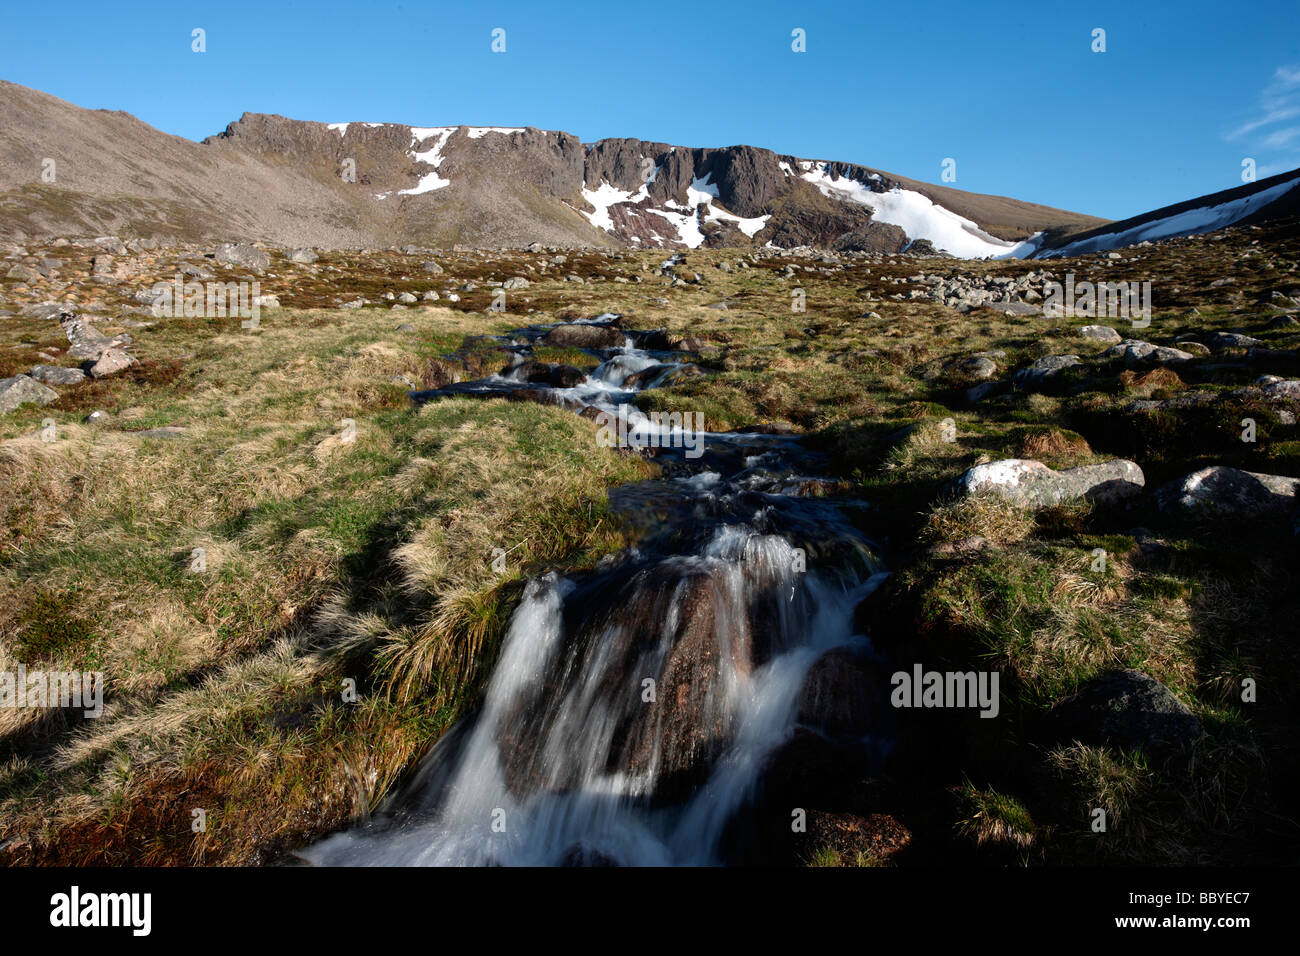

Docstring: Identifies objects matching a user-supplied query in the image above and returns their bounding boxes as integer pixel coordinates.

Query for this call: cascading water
[304,315,892,866]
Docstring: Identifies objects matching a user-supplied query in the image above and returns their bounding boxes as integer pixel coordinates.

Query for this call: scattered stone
[502,276,529,290]
[1012,354,1082,387]
[543,323,626,349]
[59,314,119,361]
[29,365,86,385]
[1103,340,1194,365]
[1051,670,1201,758]
[6,264,41,283]
[213,243,270,272]
[954,355,998,381]
[1156,466,1300,522]
[88,348,135,379]
[421,260,444,274]
[287,248,318,264]
[1206,331,1262,350]
[397,292,418,304]
[339,298,366,309]
[952,458,1145,508]
[0,374,59,414]
[1076,324,1122,344]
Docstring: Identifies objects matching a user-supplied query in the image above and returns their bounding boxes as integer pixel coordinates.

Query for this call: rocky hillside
[1,80,1104,254]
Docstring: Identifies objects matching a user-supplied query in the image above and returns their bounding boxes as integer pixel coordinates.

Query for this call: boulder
[954,355,998,381]
[1076,324,1122,344]
[29,365,86,386]
[61,313,125,361]
[543,323,626,349]
[795,647,884,739]
[0,375,59,415]
[1207,331,1262,350]
[1050,669,1201,758]
[502,276,530,290]
[213,243,270,272]
[1104,340,1194,365]
[1012,354,1081,388]
[952,458,1145,508]
[89,348,135,379]
[1156,466,1300,522]
[287,248,318,264]
[5,264,41,283]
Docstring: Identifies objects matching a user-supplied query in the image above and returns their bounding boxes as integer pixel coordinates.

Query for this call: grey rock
[1051,670,1201,758]
[543,323,626,348]
[1156,466,1300,522]
[502,276,530,290]
[954,355,998,381]
[61,313,123,361]
[0,375,59,414]
[421,260,444,274]
[29,365,86,385]
[1207,331,1262,350]
[89,348,135,379]
[1103,340,1194,365]
[6,264,41,283]
[952,458,1145,508]
[287,248,318,264]
[1012,354,1082,387]
[178,261,215,279]
[1076,324,1122,344]
[213,243,270,272]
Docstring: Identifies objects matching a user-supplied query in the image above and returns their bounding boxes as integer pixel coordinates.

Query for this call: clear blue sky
[2,0,1297,220]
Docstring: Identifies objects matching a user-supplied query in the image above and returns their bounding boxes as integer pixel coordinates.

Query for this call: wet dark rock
[543,323,626,349]
[506,360,586,387]
[795,647,885,740]
[1050,669,1202,758]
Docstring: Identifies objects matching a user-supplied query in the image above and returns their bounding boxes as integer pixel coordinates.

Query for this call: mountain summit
[2,80,1297,256]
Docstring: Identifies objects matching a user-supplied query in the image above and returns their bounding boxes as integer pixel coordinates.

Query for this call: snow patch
[400,127,457,195]
[1042,177,1300,258]
[801,164,1026,259]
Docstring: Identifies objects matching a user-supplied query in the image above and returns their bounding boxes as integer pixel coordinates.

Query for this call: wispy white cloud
[1225,65,1300,177]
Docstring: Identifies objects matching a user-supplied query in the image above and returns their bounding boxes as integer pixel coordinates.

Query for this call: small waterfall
[306,317,891,866]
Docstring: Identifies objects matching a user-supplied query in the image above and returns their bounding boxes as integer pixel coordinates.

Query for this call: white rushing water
[305,319,889,866]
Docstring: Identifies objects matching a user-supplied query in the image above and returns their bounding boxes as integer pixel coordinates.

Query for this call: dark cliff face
[0,80,1115,249]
